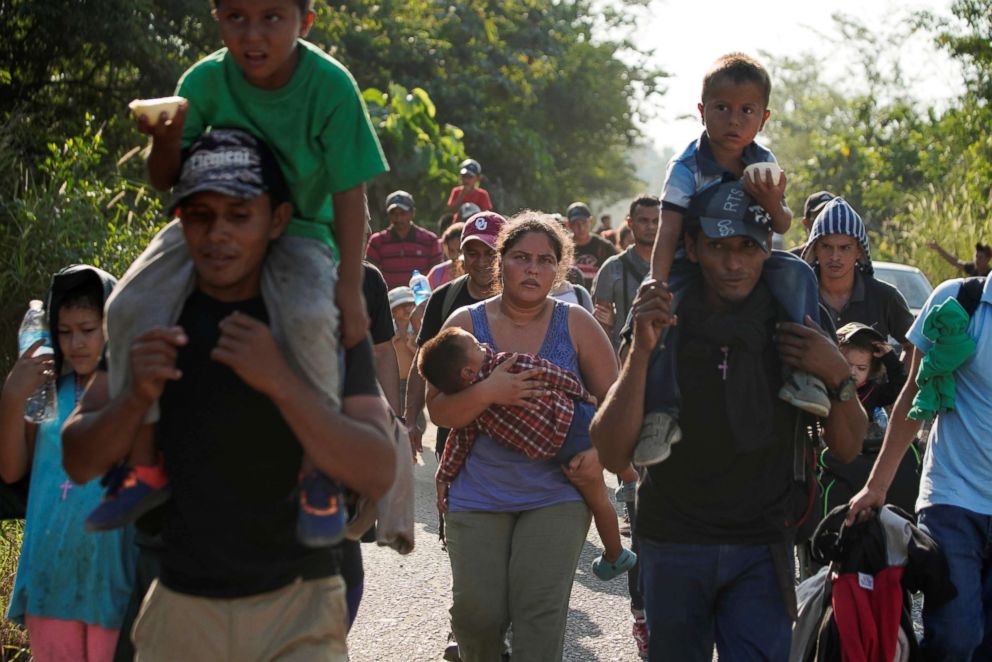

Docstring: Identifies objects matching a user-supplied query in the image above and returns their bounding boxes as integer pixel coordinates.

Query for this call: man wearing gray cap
[567,201,617,288]
[592,182,866,660]
[366,190,444,289]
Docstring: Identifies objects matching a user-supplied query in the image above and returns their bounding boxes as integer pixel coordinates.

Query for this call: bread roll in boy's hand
[743,162,783,187]
[128,96,186,127]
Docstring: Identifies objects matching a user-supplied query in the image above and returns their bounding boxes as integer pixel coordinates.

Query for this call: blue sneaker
[592,548,637,581]
[85,464,171,532]
[297,471,348,547]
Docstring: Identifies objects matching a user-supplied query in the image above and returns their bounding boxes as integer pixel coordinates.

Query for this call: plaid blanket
[436,346,592,483]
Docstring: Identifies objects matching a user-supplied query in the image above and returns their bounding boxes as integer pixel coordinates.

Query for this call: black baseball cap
[566,202,592,221]
[688,181,772,253]
[169,129,289,216]
[803,191,836,221]
[385,190,415,212]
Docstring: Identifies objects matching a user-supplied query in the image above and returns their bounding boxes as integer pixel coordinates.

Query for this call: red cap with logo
[461,211,506,249]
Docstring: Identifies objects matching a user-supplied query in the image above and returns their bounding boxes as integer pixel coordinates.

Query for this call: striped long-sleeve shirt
[366,225,444,289]
[436,348,593,484]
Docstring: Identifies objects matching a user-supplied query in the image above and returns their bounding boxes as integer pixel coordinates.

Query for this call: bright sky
[627,0,965,152]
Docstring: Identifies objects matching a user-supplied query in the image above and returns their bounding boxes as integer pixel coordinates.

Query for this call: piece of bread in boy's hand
[128,97,186,126]
[743,162,783,186]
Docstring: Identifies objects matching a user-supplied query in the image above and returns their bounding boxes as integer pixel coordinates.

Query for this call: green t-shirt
[177,41,389,259]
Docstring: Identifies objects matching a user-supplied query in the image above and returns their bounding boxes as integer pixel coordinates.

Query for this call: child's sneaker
[592,548,637,581]
[778,368,831,417]
[633,411,682,466]
[297,471,347,547]
[85,464,170,532]
[615,481,637,503]
[632,611,649,659]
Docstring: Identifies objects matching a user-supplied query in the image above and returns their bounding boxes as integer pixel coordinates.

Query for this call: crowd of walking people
[1,2,990,660]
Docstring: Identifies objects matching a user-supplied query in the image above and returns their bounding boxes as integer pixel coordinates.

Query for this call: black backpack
[957,276,985,318]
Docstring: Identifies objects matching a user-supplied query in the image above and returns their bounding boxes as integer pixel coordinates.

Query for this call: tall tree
[2,0,664,215]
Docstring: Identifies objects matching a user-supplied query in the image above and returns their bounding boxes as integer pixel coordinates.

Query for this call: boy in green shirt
[98,0,388,546]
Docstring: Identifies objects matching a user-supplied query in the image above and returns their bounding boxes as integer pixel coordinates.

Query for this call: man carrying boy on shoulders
[63,132,396,662]
[592,183,866,661]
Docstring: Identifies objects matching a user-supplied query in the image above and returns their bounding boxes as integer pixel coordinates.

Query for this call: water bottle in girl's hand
[409,270,432,305]
[17,300,56,423]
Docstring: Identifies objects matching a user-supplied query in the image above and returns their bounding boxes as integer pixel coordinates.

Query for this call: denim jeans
[626,498,644,613]
[638,537,791,662]
[552,400,595,465]
[643,250,821,416]
[918,504,992,661]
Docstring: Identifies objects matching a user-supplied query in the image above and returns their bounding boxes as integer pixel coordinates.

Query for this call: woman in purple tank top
[426,213,620,661]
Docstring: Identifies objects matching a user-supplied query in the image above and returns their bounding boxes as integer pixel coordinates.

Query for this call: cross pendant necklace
[718,346,730,381]
[57,376,85,501]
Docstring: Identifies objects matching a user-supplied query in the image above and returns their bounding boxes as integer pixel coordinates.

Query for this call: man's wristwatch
[827,376,857,402]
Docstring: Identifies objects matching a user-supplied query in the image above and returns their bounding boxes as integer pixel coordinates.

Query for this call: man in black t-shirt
[927,239,991,278]
[63,131,396,661]
[592,183,866,661]
[403,212,505,457]
[566,201,617,288]
[364,260,401,410]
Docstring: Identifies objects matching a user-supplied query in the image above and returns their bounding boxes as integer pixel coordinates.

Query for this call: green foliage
[0,118,165,373]
[311,0,664,214]
[919,0,992,101]
[763,16,992,283]
[1,0,215,164]
[3,0,661,224]
[878,184,990,284]
[763,28,929,234]
[0,522,27,659]
[363,83,468,227]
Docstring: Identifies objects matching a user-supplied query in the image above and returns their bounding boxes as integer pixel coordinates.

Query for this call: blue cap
[688,181,772,253]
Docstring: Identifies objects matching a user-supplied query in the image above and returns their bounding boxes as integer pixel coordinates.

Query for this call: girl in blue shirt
[0,266,135,661]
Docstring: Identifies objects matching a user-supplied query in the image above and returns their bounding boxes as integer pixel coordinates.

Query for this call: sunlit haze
[630,0,963,152]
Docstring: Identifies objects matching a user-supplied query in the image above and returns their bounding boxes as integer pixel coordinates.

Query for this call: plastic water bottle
[410,270,432,305]
[872,407,889,431]
[17,300,56,423]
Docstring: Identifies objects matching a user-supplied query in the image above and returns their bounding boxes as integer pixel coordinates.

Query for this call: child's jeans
[553,401,596,465]
[105,220,341,422]
[644,250,820,415]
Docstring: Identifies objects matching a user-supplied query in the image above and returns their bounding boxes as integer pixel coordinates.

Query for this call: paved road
[347,423,644,662]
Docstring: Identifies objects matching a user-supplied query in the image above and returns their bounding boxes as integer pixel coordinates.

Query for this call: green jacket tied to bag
[909,297,977,420]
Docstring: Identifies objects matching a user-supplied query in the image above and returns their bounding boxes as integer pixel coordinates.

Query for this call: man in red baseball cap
[403,212,507,460]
